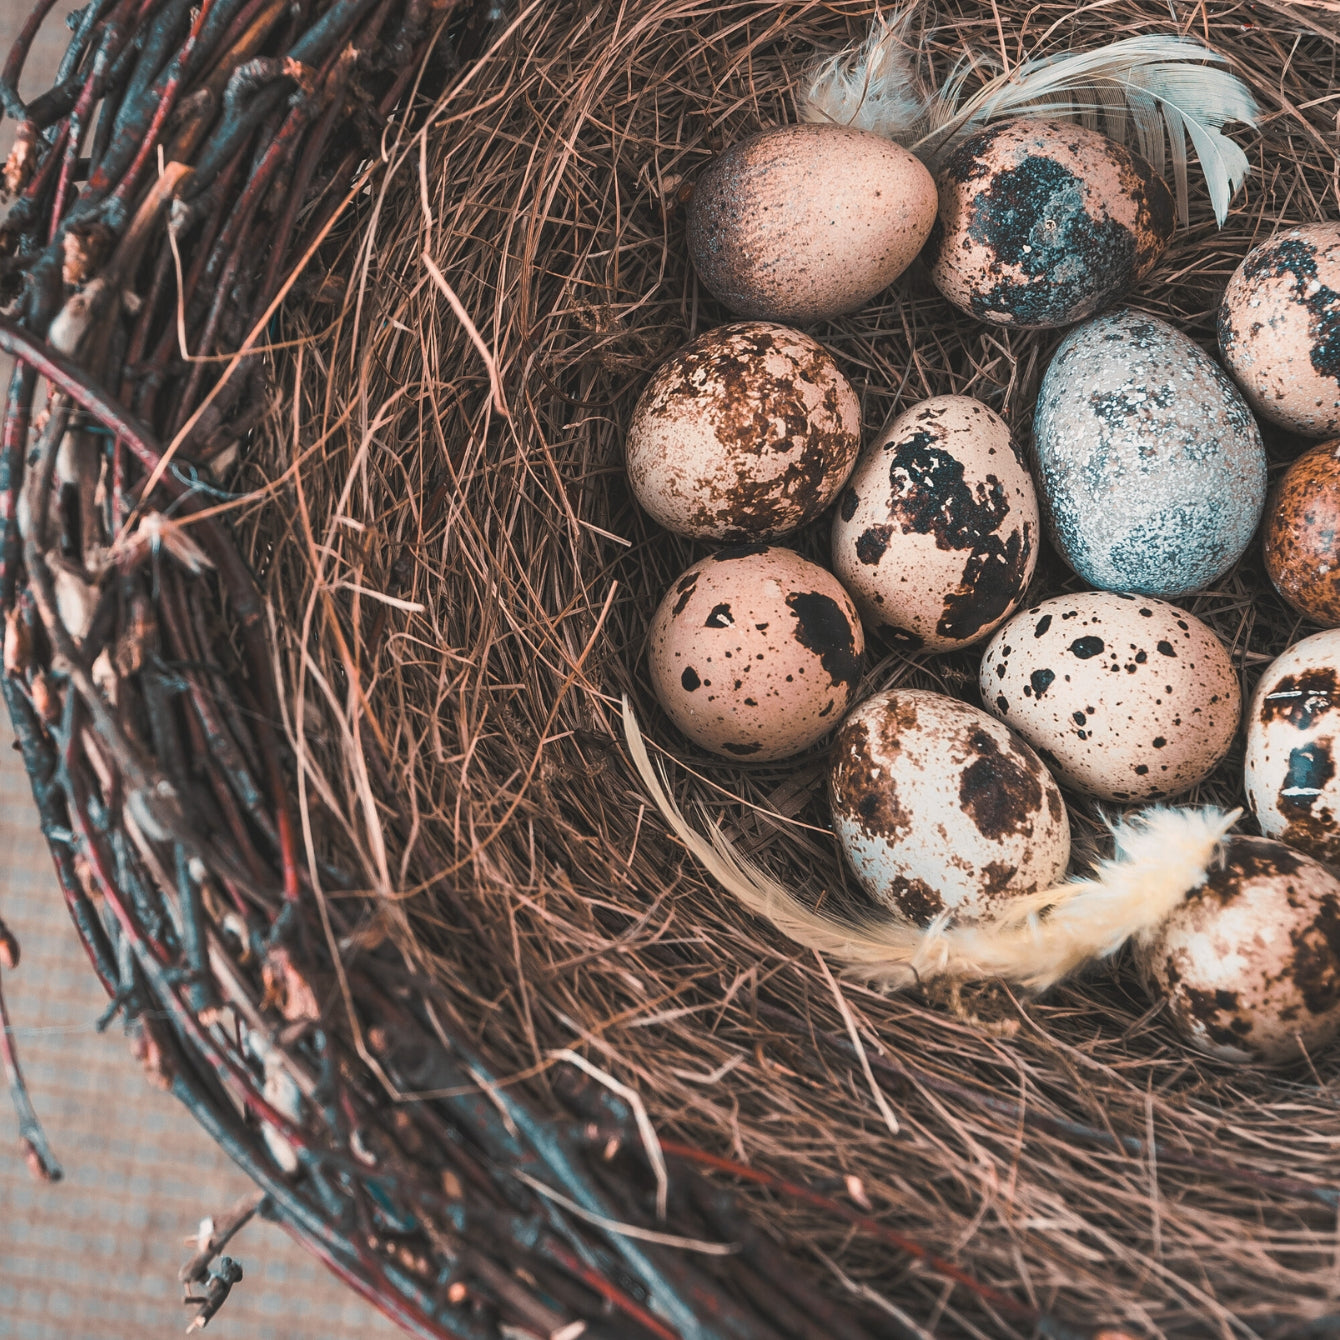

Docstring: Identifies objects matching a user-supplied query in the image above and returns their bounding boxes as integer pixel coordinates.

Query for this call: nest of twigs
[3,0,1340,1336]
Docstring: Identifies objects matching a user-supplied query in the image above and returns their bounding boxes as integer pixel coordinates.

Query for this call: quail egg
[929,120,1175,328]
[1245,629,1340,864]
[1218,222,1340,437]
[648,544,864,761]
[626,323,861,540]
[1133,836,1340,1064]
[981,591,1241,801]
[687,123,937,324]
[831,395,1038,651]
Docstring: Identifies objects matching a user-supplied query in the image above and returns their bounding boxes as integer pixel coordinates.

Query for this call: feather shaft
[623,698,1239,992]
[801,16,1259,225]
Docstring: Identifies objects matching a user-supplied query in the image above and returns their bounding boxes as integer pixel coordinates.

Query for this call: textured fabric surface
[0,4,402,1335]
[0,663,409,1340]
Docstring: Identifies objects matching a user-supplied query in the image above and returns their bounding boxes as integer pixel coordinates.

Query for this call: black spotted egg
[829,689,1070,926]
[1219,223,1340,437]
[648,545,864,762]
[830,395,1038,651]
[1133,836,1340,1064]
[1245,630,1340,863]
[1033,309,1267,598]
[929,120,1175,328]
[980,591,1241,801]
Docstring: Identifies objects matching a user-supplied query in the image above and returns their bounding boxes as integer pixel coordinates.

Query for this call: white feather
[798,11,928,142]
[623,698,1239,992]
[801,17,1259,226]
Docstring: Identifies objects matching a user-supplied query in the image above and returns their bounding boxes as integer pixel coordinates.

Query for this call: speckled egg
[831,395,1038,651]
[1245,630,1340,863]
[626,323,861,540]
[929,120,1175,328]
[1133,836,1340,1064]
[1218,223,1340,437]
[829,689,1070,925]
[1263,439,1340,626]
[980,591,1241,802]
[648,545,864,761]
[1033,309,1267,597]
[686,123,937,324]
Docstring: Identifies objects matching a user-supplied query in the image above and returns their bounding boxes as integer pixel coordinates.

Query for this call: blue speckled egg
[1033,309,1267,598]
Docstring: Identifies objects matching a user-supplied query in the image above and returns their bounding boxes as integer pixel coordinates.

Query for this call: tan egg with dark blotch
[1263,440,1340,626]
[686,123,937,324]
[648,545,864,762]
[930,120,1175,328]
[980,591,1240,802]
[831,395,1038,651]
[1245,630,1340,864]
[1218,223,1340,437]
[626,323,861,540]
[1133,836,1340,1064]
[829,689,1070,925]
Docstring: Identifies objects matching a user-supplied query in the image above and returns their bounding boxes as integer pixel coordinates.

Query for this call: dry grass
[235,1,1340,1333]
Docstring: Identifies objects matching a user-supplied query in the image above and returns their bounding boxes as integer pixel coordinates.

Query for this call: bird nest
[2,0,1340,1336]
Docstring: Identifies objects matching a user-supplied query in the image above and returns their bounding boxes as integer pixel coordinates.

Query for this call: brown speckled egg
[626,323,861,540]
[831,395,1038,651]
[829,689,1070,925]
[1263,439,1340,626]
[929,120,1175,328]
[1244,630,1340,863]
[1133,836,1340,1064]
[648,545,864,761]
[687,123,937,324]
[980,591,1240,801]
[1218,223,1340,437]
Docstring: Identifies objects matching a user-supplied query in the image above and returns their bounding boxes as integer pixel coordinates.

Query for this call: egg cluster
[625,116,1340,1064]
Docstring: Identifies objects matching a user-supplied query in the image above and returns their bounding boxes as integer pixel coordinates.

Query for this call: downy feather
[800,16,1259,225]
[798,11,929,140]
[624,697,1239,991]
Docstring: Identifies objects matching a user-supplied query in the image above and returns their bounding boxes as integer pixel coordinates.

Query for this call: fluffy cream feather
[798,11,928,140]
[798,15,1259,225]
[623,697,1239,991]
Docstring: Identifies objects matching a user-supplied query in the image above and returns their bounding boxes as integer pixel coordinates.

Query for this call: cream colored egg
[626,323,862,540]
[1134,836,1340,1063]
[1218,223,1340,437]
[980,591,1240,801]
[930,120,1175,328]
[1245,629,1340,863]
[831,395,1038,651]
[648,545,864,762]
[687,123,937,324]
[829,688,1070,924]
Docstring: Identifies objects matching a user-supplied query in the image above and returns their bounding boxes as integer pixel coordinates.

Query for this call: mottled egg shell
[648,545,864,761]
[929,120,1175,328]
[626,323,861,540]
[687,123,937,324]
[1218,223,1340,437]
[1133,836,1340,1064]
[831,395,1038,651]
[1245,629,1340,863]
[1263,439,1340,626]
[829,689,1070,925]
[980,591,1241,801]
[1033,309,1267,597]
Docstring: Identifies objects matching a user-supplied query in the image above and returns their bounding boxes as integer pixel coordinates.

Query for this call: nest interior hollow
[238,1,1340,1333]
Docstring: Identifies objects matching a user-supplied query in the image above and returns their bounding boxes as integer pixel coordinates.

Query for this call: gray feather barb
[799,16,1260,225]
